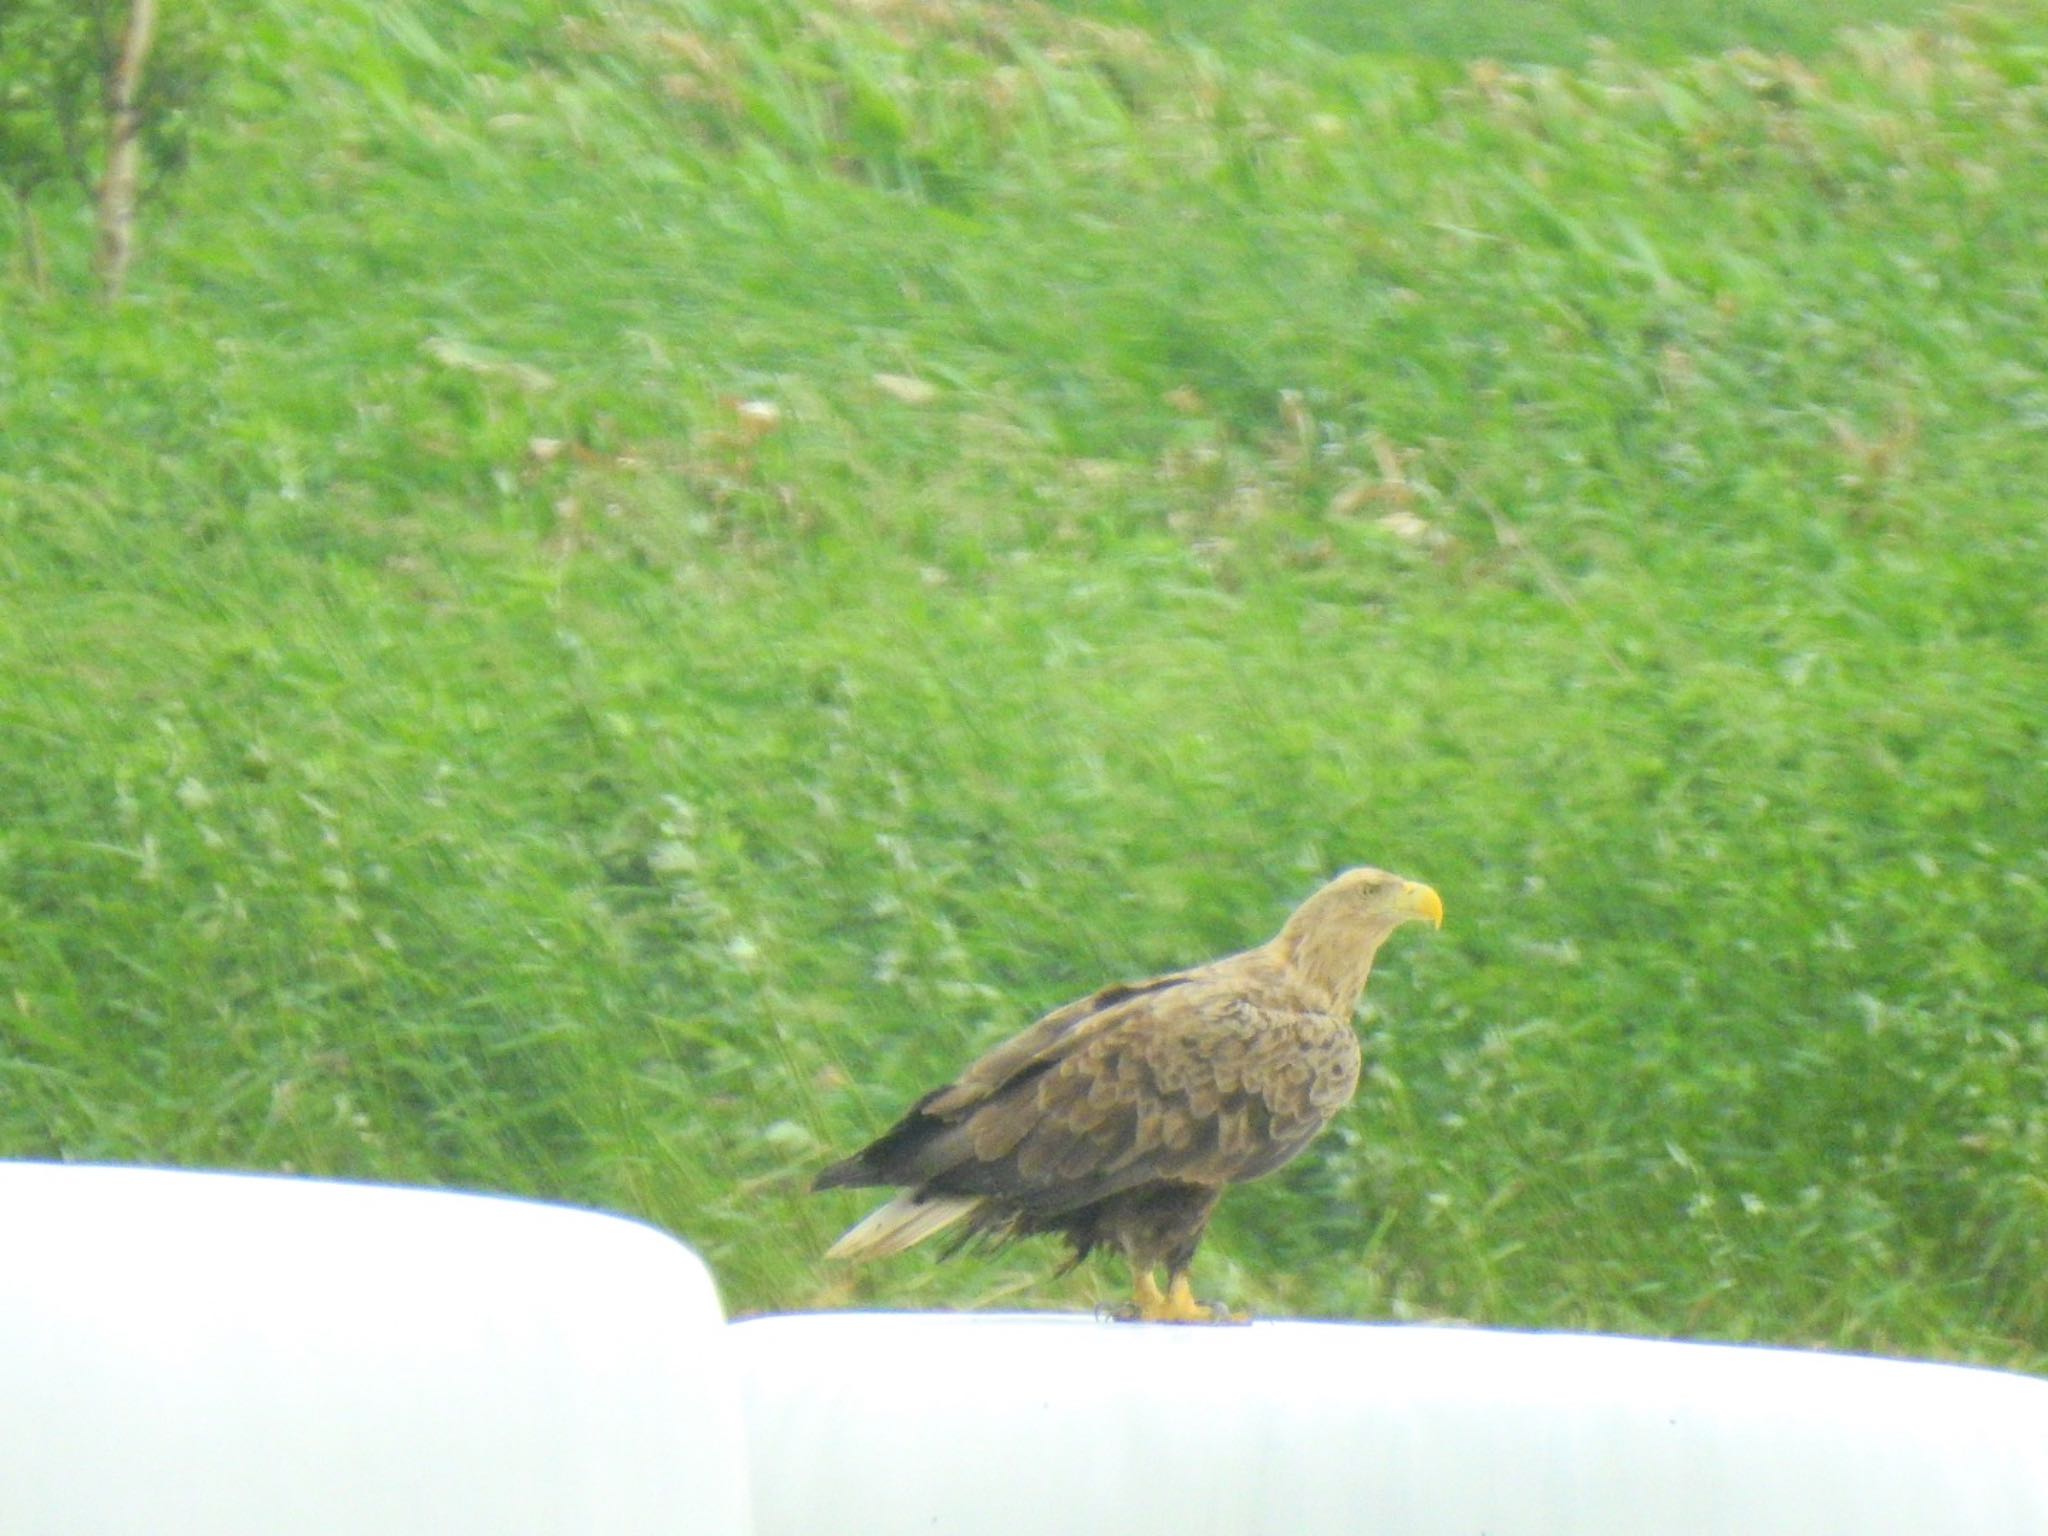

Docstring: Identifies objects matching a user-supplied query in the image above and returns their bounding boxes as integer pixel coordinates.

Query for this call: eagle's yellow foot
[1118,1270,1247,1325]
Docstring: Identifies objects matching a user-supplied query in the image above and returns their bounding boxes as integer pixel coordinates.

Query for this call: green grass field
[1058,0,1941,64]
[5,0,2047,1368]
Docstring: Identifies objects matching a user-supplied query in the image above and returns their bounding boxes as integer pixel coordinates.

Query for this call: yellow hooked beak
[1399,881,1445,929]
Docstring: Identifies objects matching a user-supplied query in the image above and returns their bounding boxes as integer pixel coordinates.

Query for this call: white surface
[0,1162,748,1536]
[734,1311,2048,1536]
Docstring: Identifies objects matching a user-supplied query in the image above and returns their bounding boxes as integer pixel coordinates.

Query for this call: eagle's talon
[1120,1271,1239,1323]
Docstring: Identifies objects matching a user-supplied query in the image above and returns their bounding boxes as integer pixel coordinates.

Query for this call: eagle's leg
[1118,1269,1241,1324]
[1165,1271,1249,1324]
[1107,1185,1246,1323]
[1149,1271,1225,1323]
[1132,1269,1167,1314]
[1098,1269,1165,1322]
[1115,1268,1208,1322]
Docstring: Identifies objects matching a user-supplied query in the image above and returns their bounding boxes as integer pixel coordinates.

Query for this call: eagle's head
[1275,865,1443,1010]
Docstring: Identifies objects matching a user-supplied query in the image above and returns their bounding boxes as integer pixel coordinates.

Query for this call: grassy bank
[3,0,2044,1366]
[1060,0,1942,64]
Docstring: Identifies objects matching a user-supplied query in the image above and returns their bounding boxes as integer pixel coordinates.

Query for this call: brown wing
[947,983,1362,1213]
[819,957,1361,1214]
[922,971,1198,1118]
[812,968,1199,1192]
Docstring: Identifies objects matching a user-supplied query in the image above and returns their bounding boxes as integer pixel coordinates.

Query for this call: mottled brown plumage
[813,867,1443,1321]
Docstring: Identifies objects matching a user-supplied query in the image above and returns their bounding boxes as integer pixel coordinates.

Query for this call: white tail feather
[825,1194,982,1262]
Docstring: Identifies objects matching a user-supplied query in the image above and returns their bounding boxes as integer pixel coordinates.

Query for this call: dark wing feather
[949,989,1361,1213]
[825,961,1362,1217]
[923,972,1196,1117]
[810,970,1194,1191]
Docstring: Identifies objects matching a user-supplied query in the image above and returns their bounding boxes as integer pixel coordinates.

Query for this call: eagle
[813,867,1443,1322]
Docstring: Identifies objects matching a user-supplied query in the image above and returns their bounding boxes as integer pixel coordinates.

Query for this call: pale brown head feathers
[1272,866,1443,1013]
